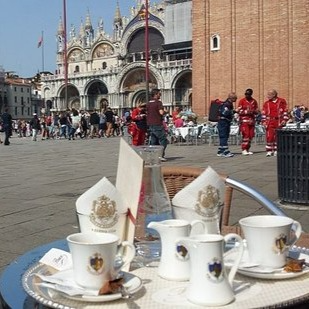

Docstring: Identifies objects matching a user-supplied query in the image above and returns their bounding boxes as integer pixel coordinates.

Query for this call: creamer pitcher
[177,233,243,306]
[148,219,207,281]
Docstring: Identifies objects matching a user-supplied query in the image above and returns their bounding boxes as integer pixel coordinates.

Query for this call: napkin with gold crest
[172,166,225,234]
[76,177,127,241]
[75,138,144,247]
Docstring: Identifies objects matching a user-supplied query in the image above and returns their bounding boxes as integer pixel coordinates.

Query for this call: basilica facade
[42,0,192,114]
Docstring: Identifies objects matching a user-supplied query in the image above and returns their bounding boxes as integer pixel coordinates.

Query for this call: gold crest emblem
[88,253,104,274]
[273,233,288,254]
[89,195,119,228]
[207,258,223,281]
[195,185,223,217]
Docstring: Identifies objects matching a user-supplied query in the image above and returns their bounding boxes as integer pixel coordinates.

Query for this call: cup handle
[224,233,244,285]
[190,220,208,235]
[119,241,136,271]
[290,221,302,246]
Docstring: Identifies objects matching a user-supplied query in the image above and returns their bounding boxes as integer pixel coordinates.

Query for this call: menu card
[116,138,144,247]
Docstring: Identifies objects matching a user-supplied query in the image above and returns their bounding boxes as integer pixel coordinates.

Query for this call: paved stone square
[0,134,308,273]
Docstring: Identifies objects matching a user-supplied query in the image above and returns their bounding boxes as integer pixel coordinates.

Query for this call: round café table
[0,239,67,309]
[1,240,309,309]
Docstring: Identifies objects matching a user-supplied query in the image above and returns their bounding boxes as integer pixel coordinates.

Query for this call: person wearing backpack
[217,92,237,157]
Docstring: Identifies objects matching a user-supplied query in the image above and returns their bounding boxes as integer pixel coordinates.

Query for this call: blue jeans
[60,125,67,138]
[69,127,76,139]
[148,125,168,157]
[32,129,38,141]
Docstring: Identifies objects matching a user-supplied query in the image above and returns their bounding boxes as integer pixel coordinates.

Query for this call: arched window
[74,65,80,73]
[210,34,220,51]
[102,62,107,69]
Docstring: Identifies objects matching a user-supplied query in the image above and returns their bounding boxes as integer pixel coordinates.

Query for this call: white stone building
[41,0,192,115]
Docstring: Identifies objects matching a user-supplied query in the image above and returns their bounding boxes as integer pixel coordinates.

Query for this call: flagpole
[63,0,68,109]
[41,31,45,72]
[145,0,149,104]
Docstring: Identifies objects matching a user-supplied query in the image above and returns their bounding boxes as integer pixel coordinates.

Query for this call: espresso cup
[67,232,135,290]
[239,215,302,268]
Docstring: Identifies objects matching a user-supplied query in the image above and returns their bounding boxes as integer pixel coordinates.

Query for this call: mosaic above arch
[93,42,115,59]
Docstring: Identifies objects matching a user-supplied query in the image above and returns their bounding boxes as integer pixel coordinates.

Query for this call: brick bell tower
[192,0,309,118]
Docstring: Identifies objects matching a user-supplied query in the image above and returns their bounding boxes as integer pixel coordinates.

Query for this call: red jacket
[237,97,259,125]
[261,98,289,128]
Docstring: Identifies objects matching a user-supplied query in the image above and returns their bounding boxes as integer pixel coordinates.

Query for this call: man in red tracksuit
[237,89,259,155]
[261,89,289,157]
[131,103,147,146]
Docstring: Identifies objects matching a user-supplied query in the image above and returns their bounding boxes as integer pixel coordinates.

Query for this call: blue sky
[0,0,137,77]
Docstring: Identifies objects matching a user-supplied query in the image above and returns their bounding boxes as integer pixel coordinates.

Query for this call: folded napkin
[172,166,225,233]
[36,248,98,296]
[76,176,126,215]
[76,177,127,239]
[36,248,125,297]
[36,269,99,296]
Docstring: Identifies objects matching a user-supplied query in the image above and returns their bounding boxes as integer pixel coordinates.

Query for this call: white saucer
[57,271,142,302]
[236,267,309,280]
[224,246,309,280]
[22,262,143,308]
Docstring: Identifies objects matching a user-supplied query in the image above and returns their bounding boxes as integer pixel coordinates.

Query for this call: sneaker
[273,151,277,156]
[223,152,234,158]
[248,151,253,155]
[242,150,249,156]
[217,152,224,157]
[160,157,167,162]
[266,151,272,157]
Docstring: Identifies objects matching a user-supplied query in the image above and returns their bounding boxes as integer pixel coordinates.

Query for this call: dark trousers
[148,125,168,157]
[217,120,231,153]
[4,127,11,145]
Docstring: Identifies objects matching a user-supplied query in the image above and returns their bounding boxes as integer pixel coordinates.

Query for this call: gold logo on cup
[88,253,104,274]
[273,233,288,254]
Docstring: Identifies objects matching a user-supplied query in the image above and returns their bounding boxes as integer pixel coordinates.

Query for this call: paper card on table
[39,248,72,271]
[116,139,143,253]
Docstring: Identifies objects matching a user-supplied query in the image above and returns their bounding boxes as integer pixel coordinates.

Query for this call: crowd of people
[0,108,125,143]
[1,88,308,161]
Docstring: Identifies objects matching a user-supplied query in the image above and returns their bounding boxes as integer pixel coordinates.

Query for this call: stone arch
[171,69,192,107]
[121,20,164,56]
[117,63,164,91]
[70,96,81,110]
[117,63,163,107]
[84,79,108,111]
[58,83,80,110]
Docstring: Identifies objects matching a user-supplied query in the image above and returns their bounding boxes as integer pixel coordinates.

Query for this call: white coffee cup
[67,232,135,290]
[239,215,302,268]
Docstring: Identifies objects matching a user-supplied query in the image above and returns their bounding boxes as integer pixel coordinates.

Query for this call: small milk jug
[177,233,244,306]
[148,219,207,281]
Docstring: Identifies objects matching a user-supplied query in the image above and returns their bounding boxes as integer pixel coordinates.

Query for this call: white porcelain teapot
[147,219,207,281]
[177,233,244,306]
